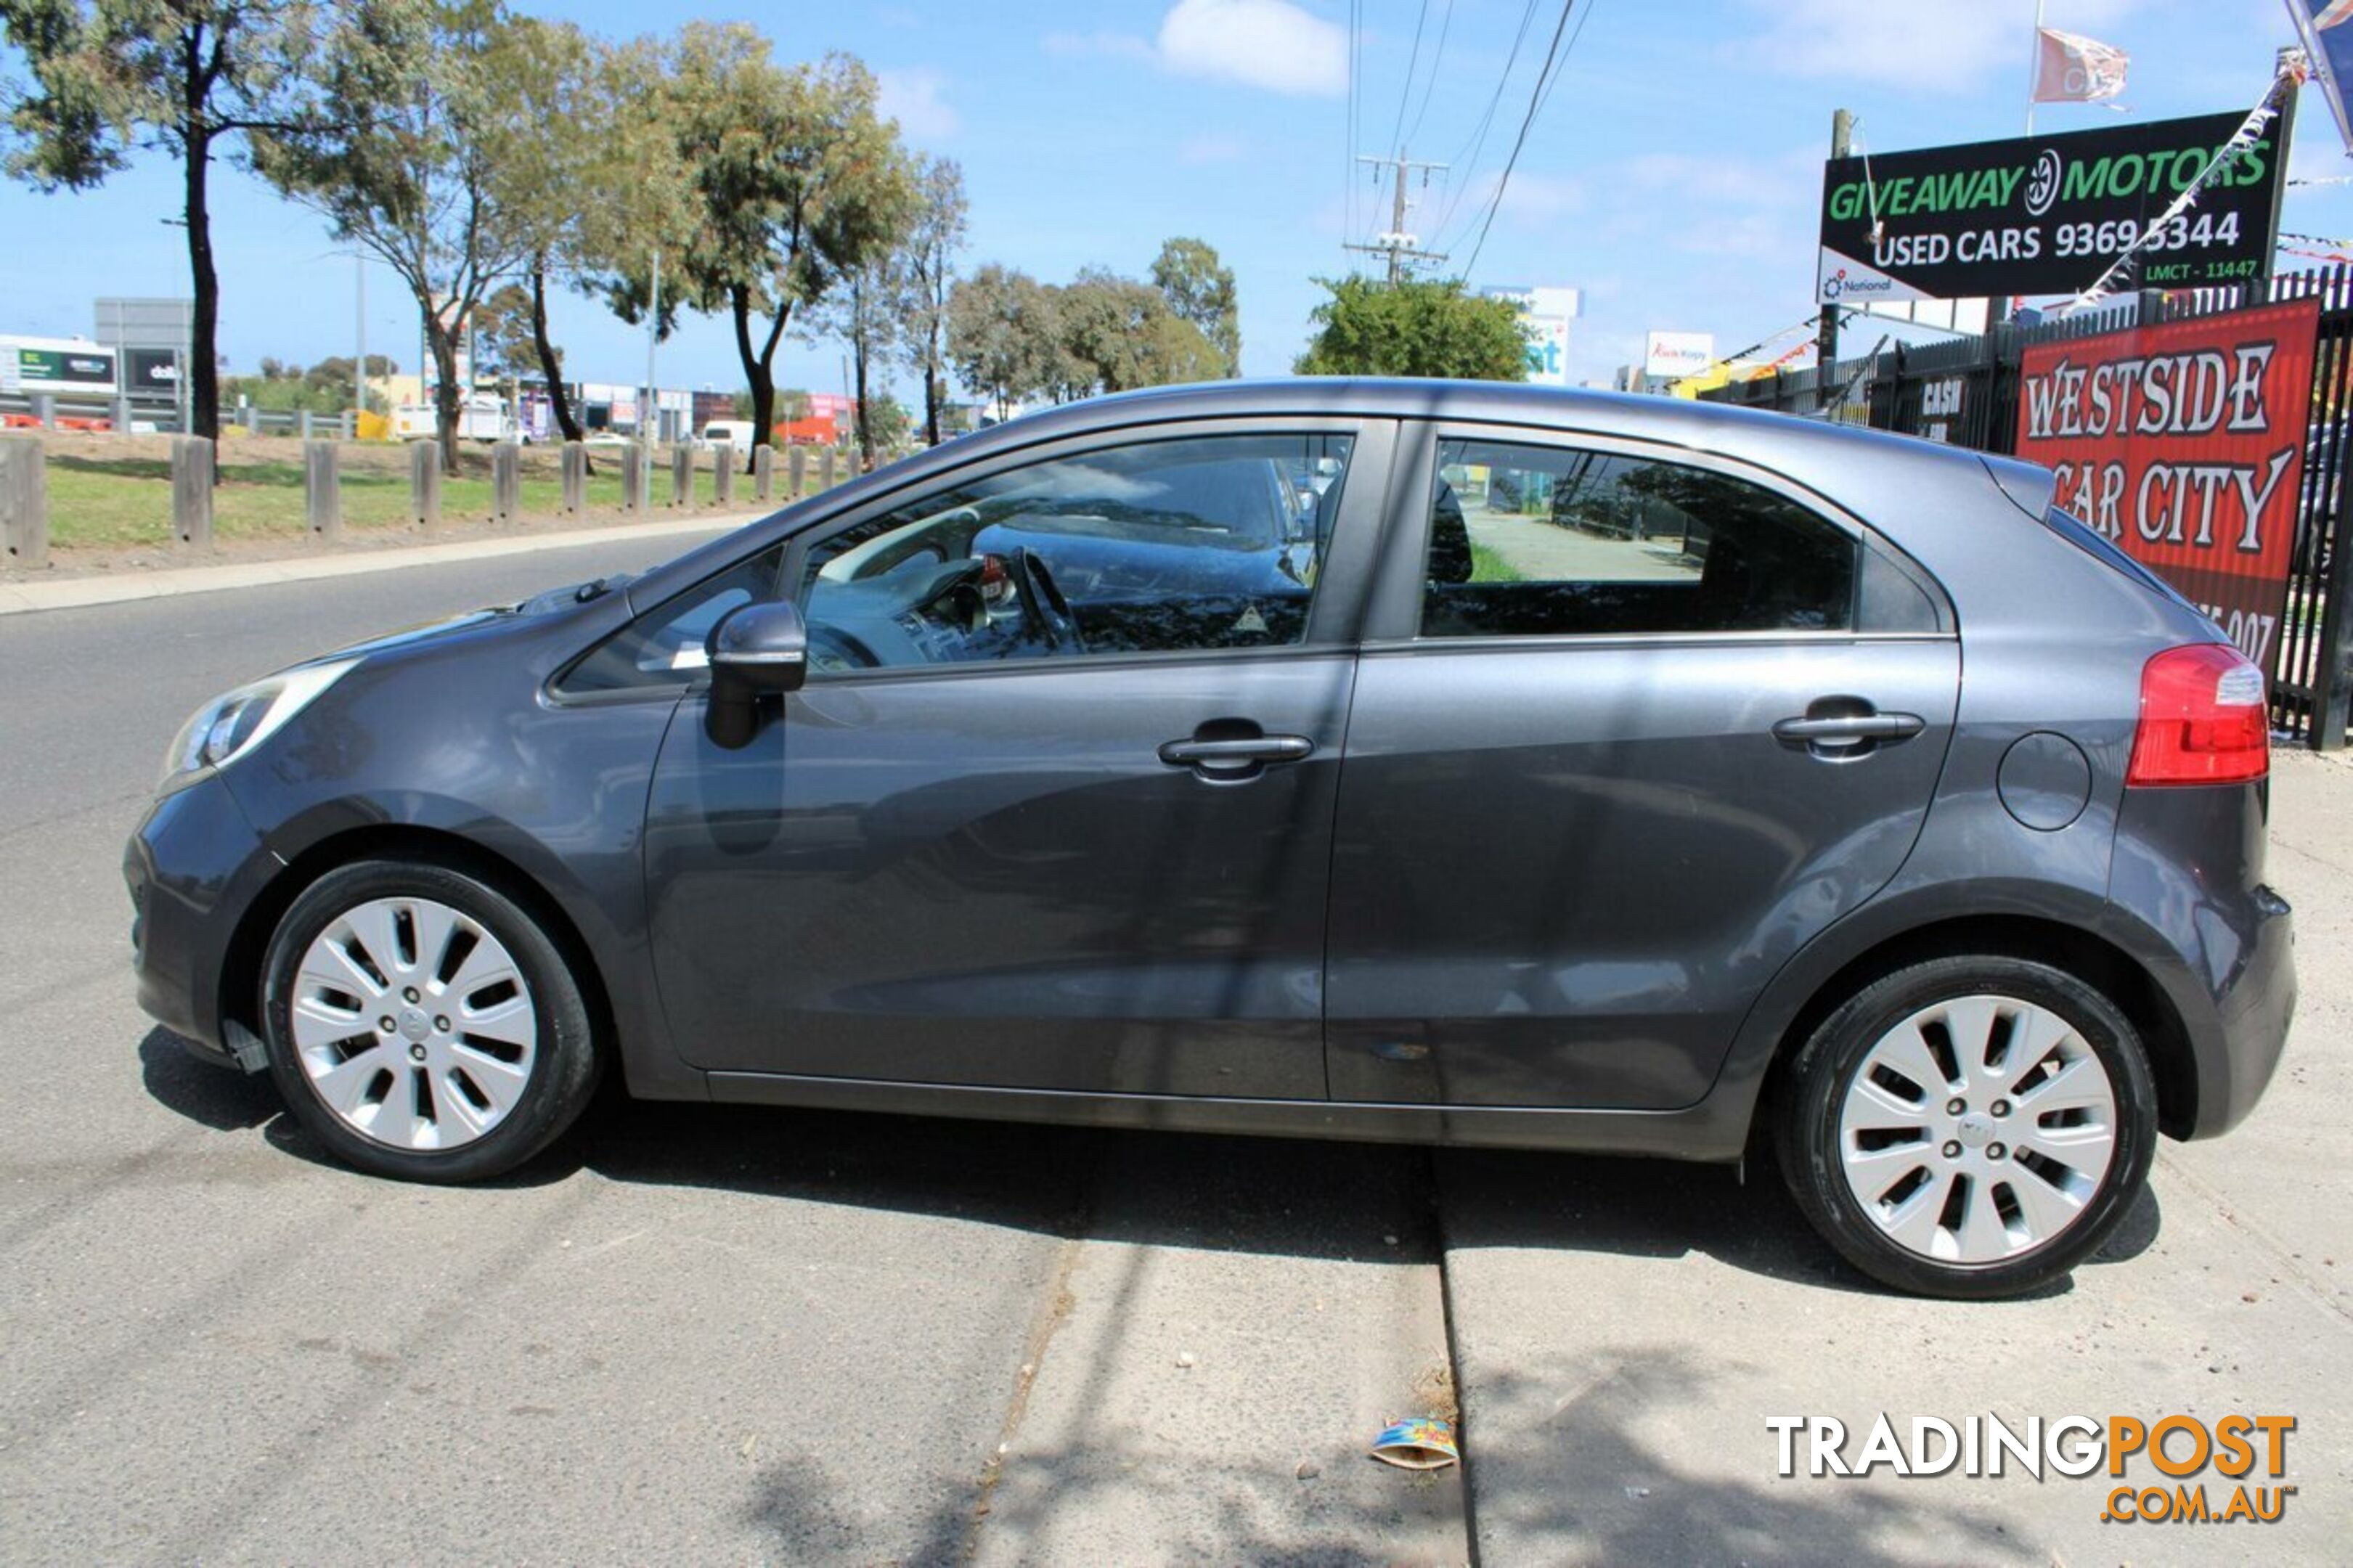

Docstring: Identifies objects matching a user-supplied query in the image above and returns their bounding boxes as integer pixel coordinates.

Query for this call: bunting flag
[2060,61,2296,315]
[2032,28,2129,104]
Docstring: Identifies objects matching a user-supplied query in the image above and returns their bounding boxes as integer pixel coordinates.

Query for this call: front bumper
[124,771,279,1064]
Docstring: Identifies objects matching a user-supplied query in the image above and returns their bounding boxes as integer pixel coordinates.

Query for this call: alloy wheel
[288,895,539,1151]
[1836,994,2118,1265]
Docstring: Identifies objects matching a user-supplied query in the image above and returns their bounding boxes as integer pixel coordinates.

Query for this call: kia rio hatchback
[126,380,2295,1299]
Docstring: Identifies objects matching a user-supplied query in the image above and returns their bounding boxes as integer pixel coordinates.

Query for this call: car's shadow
[138,1026,2161,1291]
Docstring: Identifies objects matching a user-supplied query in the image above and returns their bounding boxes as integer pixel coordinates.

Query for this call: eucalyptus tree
[254,0,546,468]
[629,27,915,455]
[1,0,374,442]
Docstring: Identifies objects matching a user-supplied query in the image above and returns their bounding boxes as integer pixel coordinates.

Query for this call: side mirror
[705,599,808,749]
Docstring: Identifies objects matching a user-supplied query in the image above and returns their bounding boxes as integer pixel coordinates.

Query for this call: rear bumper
[124,771,279,1063]
[2185,881,2294,1138]
[2106,780,2296,1140]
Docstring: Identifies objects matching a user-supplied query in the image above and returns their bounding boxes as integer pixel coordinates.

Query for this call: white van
[700,420,755,460]
[393,396,517,444]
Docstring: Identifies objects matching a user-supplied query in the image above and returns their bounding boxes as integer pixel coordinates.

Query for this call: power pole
[354,253,367,418]
[1815,108,1853,413]
[643,248,661,448]
[1345,150,1449,284]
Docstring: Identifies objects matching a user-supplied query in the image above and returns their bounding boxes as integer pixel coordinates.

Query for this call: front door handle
[1158,733,1315,778]
[1772,704,1925,759]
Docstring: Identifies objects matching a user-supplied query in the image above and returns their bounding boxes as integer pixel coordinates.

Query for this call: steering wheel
[1010,547,1084,653]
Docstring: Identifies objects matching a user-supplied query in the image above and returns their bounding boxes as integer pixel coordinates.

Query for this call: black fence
[1702,271,2353,748]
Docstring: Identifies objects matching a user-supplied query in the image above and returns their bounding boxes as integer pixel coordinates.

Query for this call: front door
[645,422,1388,1099]
[1326,428,1962,1108]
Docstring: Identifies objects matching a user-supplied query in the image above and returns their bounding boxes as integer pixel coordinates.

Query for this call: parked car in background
[126,380,2293,1299]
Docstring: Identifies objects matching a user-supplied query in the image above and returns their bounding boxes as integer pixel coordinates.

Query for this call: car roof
[960,377,2054,530]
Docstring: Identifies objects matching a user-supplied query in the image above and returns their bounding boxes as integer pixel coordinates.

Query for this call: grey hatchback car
[126,380,2294,1299]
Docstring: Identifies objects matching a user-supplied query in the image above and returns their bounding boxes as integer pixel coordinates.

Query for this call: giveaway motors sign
[2014,298,2320,668]
[1818,112,2283,304]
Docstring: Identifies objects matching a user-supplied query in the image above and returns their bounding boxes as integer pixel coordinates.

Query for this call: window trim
[774,416,1398,680]
[1363,420,1954,647]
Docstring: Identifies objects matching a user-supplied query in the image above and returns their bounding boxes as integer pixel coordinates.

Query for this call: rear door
[1326,424,1960,1108]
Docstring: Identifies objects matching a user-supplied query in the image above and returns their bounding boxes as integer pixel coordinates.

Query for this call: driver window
[794,433,1353,675]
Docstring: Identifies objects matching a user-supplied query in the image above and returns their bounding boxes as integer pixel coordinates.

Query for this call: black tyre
[1774,955,2157,1299]
[260,859,602,1183]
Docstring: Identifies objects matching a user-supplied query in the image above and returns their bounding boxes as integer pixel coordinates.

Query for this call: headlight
[159,658,359,792]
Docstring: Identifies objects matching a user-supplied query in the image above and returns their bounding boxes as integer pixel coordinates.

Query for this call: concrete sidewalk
[0,512,762,617]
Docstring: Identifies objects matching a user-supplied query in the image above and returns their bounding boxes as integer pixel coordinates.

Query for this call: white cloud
[1179,133,1250,165]
[876,68,961,142]
[1736,0,2140,94]
[1045,2,1345,99]
[1158,0,1347,97]
[1042,30,1159,64]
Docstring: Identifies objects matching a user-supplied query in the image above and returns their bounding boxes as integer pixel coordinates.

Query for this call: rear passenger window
[1420,438,1858,638]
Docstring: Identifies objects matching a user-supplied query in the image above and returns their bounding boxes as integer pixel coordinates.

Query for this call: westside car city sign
[2013,297,2320,669]
[1817,112,2285,304]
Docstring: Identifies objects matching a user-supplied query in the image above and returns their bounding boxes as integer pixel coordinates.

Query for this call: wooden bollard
[560,441,586,517]
[172,436,214,548]
[491,441,521,526]
[304,438,341,542]
[0,436,49,570]
[410,439,441,530]
[621,444,645,514]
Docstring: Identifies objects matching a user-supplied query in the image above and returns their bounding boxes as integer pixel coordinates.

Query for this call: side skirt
[703,1070,1749,1161]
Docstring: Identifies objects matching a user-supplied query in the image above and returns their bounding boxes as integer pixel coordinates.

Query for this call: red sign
[2015,298,2320,670]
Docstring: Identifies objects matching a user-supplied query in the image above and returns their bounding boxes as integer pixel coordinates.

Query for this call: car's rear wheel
[1775,956,2156,1299]
[260,859,600,1183]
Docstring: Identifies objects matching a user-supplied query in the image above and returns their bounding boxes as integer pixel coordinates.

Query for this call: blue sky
[4,0,2346,401]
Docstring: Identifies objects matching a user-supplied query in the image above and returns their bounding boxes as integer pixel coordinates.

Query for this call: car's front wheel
[1775,956,2157,1299]
[260,859,601,1183]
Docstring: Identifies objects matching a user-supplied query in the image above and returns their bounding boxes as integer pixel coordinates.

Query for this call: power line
[1346,0,1363,245]
[1403,0,1458,151]
[1390,0,1433,157]
[1461,0,1596,282]
[1431,0,1543,245]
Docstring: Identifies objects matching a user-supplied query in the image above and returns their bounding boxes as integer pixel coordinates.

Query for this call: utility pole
[1815,108,1853,414]
[1345,150,1449,284]
[354,253,367,419]
[643,248,661,448]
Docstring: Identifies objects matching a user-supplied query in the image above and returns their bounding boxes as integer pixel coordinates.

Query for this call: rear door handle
[1771,714,1925,743]
[1158,735,1316,769]
[1772,705,1925,760]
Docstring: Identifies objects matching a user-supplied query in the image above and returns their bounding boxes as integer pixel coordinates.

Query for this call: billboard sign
[1643,330,1716,380]
[1478,285,1581,385]
[4,343,117,392]
[2013,298,2320,669]
[1819,111,2283,305]
[124,348,181,394]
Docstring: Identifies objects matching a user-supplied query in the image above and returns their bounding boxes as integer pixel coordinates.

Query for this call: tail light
[2126,643,2270,787]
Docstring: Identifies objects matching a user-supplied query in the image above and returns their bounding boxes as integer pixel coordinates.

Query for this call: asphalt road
[1,532,2347,1564]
